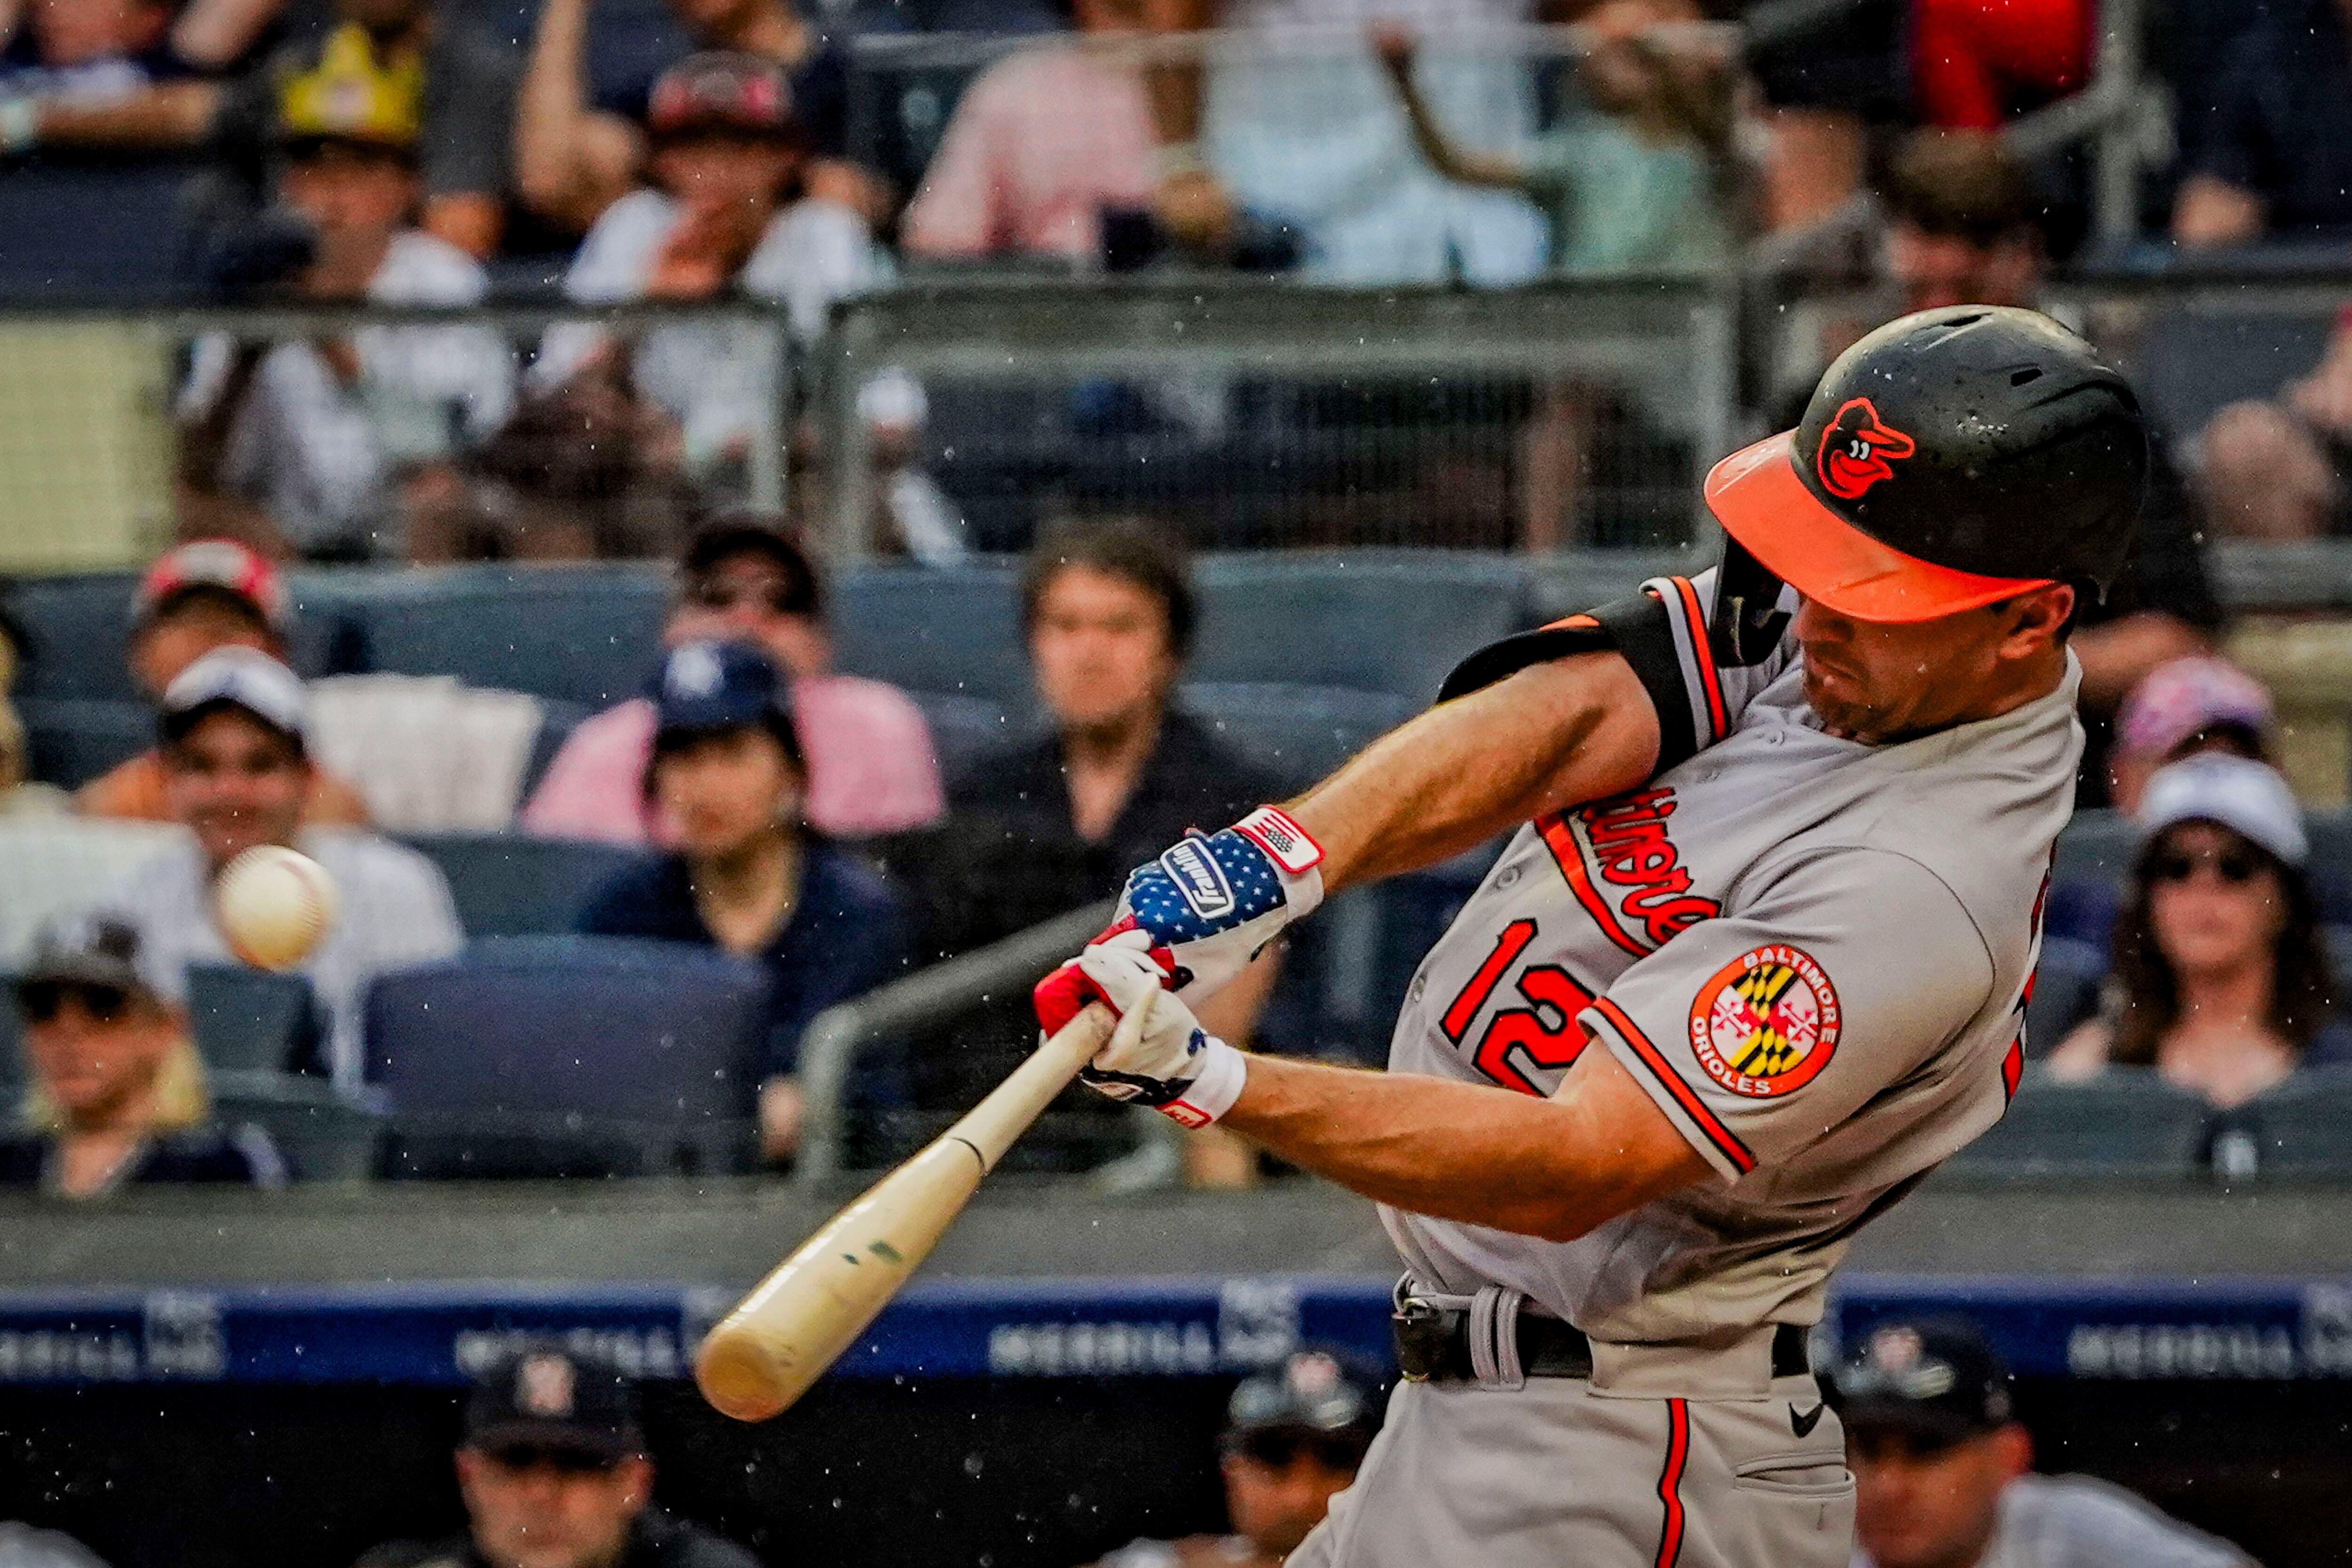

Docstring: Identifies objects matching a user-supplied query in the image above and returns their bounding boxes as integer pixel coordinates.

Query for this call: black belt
[1393,1297,1811,1385]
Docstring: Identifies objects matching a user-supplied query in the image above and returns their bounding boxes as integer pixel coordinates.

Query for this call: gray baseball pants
[1288,1342,1854,1568]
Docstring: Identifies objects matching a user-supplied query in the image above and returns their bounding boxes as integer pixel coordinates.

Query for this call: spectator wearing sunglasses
[355,1342,757,1568]
[522,518,942,846]
[2051,756,2352,1106]
[1088,1349,1380,1568]
[1844,1316,2255,1568]
[1,914,283,1197]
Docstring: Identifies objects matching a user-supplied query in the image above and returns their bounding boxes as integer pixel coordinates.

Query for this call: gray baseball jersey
[1382,567,2077,1345]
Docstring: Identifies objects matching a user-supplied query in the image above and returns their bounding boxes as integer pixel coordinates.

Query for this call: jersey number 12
[1440,919,1595,1096]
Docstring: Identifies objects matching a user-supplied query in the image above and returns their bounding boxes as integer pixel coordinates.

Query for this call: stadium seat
[210,1074,383,1182]
[363,935,770,1178]
[17,696,154,790]
[904,689,1023,782]
[2024,938,2106,1058]
[2052,809,2135,887]
[0,817,183,967]
[0,162,201,302]
[2214,1067,2352,1179]
[186,965,320,1075]
[1179,683,1416,794]
[830,564,1032,706]
[400,833,639,938]
[0,570,142,702]
[1943,1067,2210,1178]
[1191,552,1528,702]
[343,564,667,708]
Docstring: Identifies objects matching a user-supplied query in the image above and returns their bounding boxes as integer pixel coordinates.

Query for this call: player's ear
[1999,584,2074,653]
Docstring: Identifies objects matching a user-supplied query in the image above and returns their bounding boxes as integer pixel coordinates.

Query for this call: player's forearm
[1288,653,1658,894]
[1221,1049,1704,1242]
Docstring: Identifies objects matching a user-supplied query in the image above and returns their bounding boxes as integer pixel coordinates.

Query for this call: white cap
[2135,753,2306,867]
[159,645,308,747]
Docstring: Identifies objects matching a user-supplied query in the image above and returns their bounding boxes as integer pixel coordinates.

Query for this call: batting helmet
[1703,305,2147,658]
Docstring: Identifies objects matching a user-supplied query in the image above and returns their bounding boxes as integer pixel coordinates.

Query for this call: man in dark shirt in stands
[357,1342,758,1568]
[913,519,1284,1173]
[9,0,517,258]
[1866,130,2226,800]
[2171,0,2352,247]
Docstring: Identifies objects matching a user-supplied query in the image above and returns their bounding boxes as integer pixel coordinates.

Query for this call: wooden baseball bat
[695,1002,1118,1422]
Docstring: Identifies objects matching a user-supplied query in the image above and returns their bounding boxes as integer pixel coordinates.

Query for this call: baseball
[213,845,339,971]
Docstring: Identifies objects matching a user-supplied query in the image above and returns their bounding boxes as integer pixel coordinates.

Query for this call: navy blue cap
[652,639,793,741]
[1833,1317,2014,1449]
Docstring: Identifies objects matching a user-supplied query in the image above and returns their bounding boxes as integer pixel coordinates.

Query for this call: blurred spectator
[406,360,699,564]
[2052,756,2350,1107]
[575,640,907,1166]
[531,50,873,478]
[174,69,514,562]
[0,0,248,102]
[2197,309,2352,541]
[914,519,1282,1164]
[77,541,373,827]
[2107,656,2277,815]
[2171,0,2352,247]
[0,605,66,816]
[3,913,285,1196]
[1910,0,2089,129]
[1373,6,1741,275]
[357,1342,759,1568]
[523,518,943,842]
[1087,1348,1379,1568]
[1842,1317,2257,1568]
[112,646,463,1089]
[1866,129,2223,795]
[1134,0,1547,283]
[901,0,1254,268]
[858,370,968,564]
[12,0,516,259]
[514,0,865,239]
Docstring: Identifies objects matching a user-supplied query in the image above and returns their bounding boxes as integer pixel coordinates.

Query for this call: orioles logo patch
[1815,397,1916,500]
[1688,945,1841,1097]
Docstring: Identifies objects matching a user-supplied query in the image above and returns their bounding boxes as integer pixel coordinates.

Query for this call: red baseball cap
[133,540,289,635]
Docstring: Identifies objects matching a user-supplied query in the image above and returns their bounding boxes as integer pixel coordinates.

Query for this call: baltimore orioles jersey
[1382,567,2077,1345]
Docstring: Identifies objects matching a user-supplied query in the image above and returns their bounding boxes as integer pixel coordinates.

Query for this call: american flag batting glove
[1033,805,1325,1036]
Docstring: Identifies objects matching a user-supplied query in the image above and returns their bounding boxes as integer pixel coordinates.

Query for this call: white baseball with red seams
[213,845,341,971]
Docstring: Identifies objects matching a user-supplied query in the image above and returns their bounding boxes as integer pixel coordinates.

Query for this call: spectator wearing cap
[1087,1348,1379,1568]
[1842,1317,2256,1568]
[2107,657,2278,815]
[1,914,284,1196]
[530,50,873,478]
[11,0,518,260]
[355,1341,759,1568]
[514,0,867,242]
[78,540,372,828]
[576,640,907,1165]
[173,53,514,561]
[109,646,462,1090]
[523,519,942,845]
[2051,756,2351,1107]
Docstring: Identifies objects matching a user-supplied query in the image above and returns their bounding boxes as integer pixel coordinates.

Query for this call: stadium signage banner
[2,1275,2352,1385]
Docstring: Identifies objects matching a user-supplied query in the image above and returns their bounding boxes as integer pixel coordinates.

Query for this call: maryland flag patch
[1688,945,1841,1098]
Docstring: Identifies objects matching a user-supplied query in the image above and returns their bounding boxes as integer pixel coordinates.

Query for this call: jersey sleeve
[1437,567,1797,774]
[1576,847,1993,1181]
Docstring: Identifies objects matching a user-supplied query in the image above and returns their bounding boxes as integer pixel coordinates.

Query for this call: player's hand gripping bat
[694,1003,1118,1422]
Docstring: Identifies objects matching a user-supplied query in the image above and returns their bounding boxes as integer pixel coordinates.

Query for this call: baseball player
[1035,305,2149,1568]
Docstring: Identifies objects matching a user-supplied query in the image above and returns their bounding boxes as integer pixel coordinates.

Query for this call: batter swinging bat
[695,1002,1119,1422]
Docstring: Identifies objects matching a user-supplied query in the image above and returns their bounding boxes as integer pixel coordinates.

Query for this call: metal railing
[796,897,1118,1186]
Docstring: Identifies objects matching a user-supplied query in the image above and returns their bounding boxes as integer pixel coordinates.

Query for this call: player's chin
[1800,665,1875,730]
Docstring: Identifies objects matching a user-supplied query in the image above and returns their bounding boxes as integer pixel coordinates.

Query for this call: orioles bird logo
[1815,397,1916,500]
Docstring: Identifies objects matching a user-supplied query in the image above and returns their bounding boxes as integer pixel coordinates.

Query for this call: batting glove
[1034,805,1324,1035]
[1075,930,1249,1128]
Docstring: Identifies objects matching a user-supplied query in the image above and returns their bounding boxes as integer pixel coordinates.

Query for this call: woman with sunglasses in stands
[2051,755,2352,1106]
[2,915,284,1196]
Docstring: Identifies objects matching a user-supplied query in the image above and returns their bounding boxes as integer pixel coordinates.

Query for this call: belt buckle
[1391,1296,1461,1384]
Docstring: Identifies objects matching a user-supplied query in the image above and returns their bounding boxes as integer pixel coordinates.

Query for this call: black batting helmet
[1704,306,2147,653]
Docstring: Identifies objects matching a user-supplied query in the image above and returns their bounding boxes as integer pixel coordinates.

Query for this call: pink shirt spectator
[900,46,1160,263]
[522,676,945,844]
